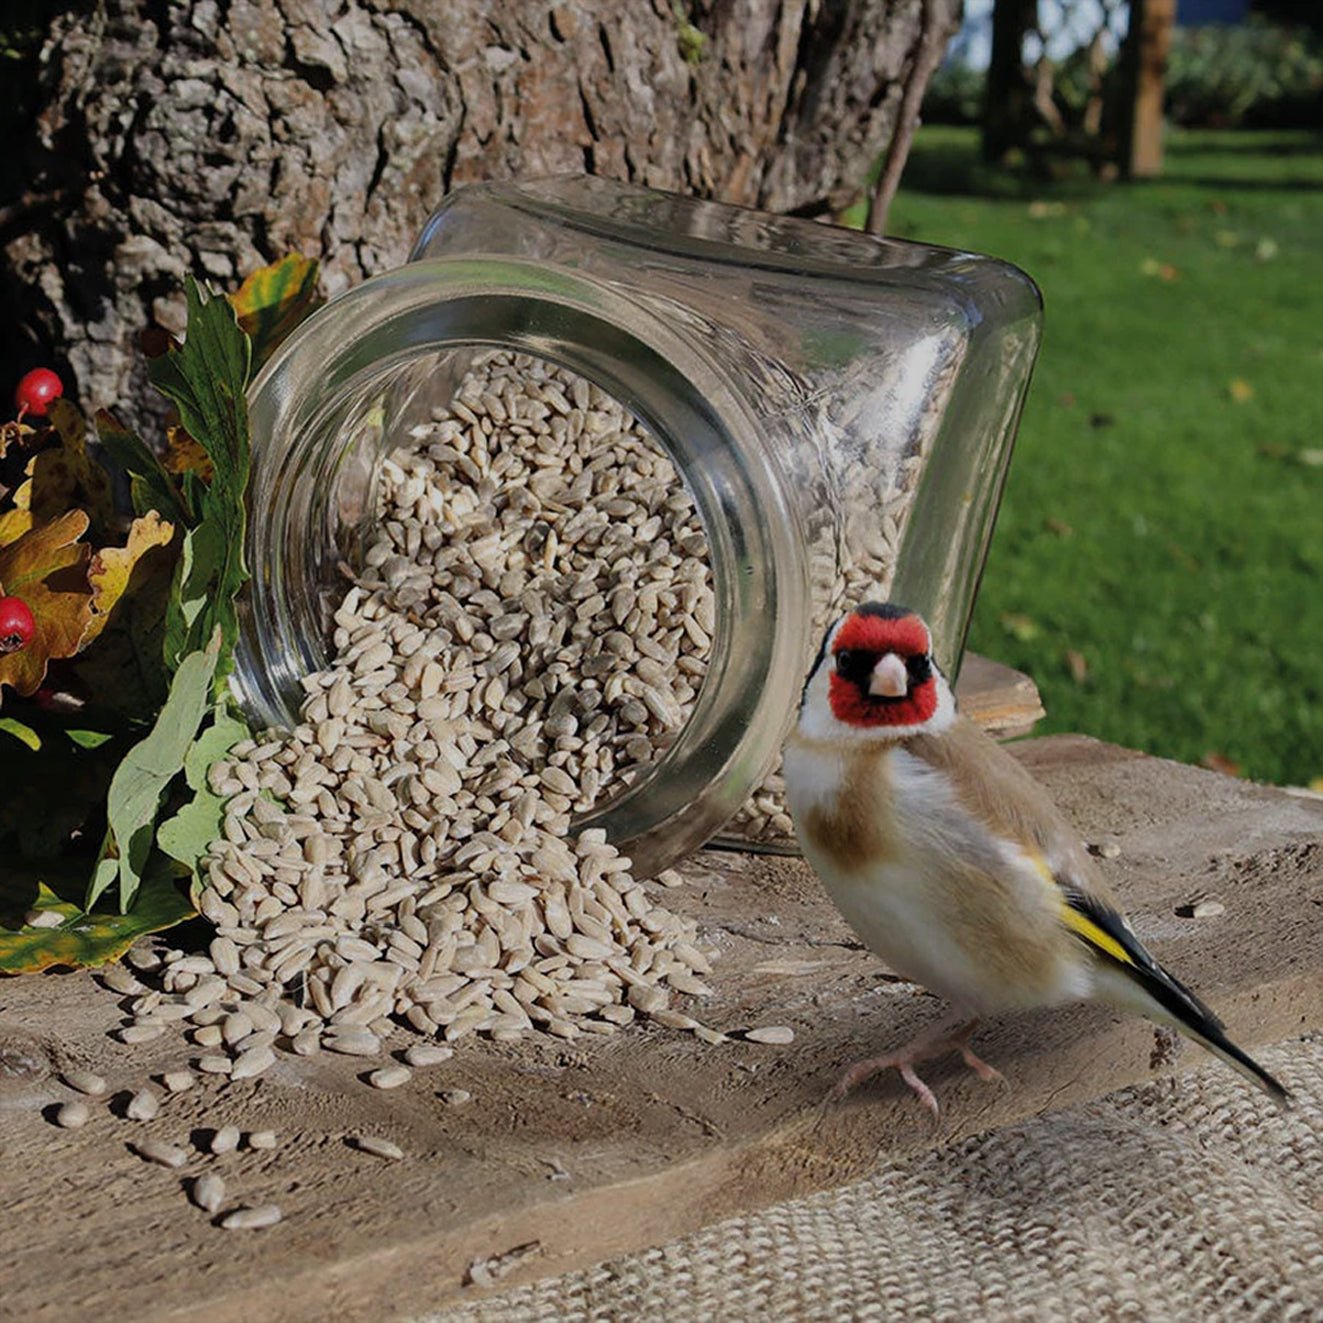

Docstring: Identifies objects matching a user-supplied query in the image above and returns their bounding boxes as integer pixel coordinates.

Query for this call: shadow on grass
[1165,130,1323,158]
[902,127,1323,199]
[902,136,1115,202]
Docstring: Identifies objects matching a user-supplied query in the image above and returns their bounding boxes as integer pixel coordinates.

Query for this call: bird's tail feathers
[1093,960,1291,1109]
[1062,886,1290,1107]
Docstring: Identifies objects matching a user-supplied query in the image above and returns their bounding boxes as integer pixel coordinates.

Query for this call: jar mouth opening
[235,263,810,871]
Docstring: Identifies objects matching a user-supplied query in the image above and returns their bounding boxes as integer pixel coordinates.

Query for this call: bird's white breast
[783,736,1087,1012]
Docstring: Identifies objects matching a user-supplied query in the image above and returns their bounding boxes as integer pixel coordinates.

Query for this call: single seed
[247,1130,278,1150]
[744,1026,795,1045]
[132,1138,189,1168]
[220,1204,283,1230]
[126,1089,160,1121]
[353,1134,404,1160]
[231,1045,276,1080]
[62,1070,107,1097]
[101,965,145,995]
[403,1043,453,1068]
[161,1070,195,1093]
[117,1024,166,1045]
[368,1064,412,1090]
[210,1125,241,1155]
[440,1087,473,1106]
[192,1172,226,1213]
[55,1100,90,1129]
[324,1028,382,1058]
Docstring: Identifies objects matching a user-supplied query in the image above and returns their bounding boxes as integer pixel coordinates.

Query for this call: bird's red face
[827,604,938,729]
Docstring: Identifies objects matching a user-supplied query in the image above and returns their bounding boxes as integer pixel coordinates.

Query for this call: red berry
[14,367,64,419]
[0,595,36,653]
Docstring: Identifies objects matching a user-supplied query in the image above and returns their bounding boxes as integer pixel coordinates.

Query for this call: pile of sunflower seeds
[115,353,725,1068]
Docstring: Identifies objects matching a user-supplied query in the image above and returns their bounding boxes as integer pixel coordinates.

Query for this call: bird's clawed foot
[827,1018,1000,1117]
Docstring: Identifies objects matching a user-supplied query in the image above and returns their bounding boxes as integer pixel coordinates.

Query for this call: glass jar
[233,176,1041,873]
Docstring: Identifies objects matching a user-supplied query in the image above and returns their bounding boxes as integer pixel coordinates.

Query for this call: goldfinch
[782,601,1289,1115]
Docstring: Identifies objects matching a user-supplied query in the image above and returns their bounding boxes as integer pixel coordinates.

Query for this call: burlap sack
[434,1037,1321,1321]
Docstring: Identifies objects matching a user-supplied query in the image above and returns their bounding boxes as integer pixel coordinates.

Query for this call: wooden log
[2,736,1319,1321]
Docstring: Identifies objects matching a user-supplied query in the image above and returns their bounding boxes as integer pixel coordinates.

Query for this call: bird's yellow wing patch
[1059,904,1135,966]
[1023,849,1136,967]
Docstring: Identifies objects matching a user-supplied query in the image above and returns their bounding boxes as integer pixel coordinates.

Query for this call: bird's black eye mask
[832,648,932,699]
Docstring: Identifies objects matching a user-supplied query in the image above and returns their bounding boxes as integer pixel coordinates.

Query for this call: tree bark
[3,0,958,426]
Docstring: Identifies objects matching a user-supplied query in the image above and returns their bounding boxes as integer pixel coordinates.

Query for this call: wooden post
[1119,0,1177,178]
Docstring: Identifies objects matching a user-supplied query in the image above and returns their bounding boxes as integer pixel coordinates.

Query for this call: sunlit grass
[890,128,1323,784]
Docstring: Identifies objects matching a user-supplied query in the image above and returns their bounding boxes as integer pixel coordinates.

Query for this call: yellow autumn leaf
[80,510,177,648]
[0,510,93,698]
[229,253,323,371]
[23,398,117,536]
[0,480,34,547]
[163,422,215,481]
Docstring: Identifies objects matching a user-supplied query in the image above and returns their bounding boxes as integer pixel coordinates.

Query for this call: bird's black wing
[1059,884,1290,1107]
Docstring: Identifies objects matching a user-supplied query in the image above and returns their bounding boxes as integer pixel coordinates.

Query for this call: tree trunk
[982,0,1036,164]
[3,0,959,426]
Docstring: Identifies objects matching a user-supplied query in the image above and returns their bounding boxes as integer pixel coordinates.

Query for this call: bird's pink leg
[828,1017,999,1116]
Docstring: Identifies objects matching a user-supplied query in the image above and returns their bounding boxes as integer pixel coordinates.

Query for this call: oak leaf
[0,511,93,697]
[21,399,116,538]
[80,510,176,649]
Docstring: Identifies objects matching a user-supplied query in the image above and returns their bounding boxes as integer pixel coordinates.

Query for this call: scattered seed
[62,1070,107,1097]
[220,1204,283,1230]
[324,1028,382,1058]
[210,1125,241,1155]
[440,1088,472,1106]
[368,1065,412,1090]
[402,1043,453,1068]
[117,1024,166,1045]
[247,1130,278,1150]
[55,1100,90,1129]
[161,1070,194,1093]
[353,1134,404,1160]
[132,1138,189,1168]
[231,1046,276,1080]
[192,1172,226,1213]
[744,1026,795,1045]
[101,966,145,996]
[126,1089,160,1121]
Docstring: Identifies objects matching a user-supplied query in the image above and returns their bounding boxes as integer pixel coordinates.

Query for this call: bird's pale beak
[868,652,909,698]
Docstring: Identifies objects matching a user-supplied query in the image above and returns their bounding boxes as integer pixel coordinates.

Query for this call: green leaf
[0,716,40,750]
[148,278,252,692]
[157,786,226,871]
[67,729,114,749]
[147,278,251,500]
[0,878,194,975]
[163,515,229,670]
[93,409,192,527]
[91,631,221,912]
[159,704,248,888]
[184,706,249,791]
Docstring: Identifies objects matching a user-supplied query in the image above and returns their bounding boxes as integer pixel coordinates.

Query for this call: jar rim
[236,257,811,870]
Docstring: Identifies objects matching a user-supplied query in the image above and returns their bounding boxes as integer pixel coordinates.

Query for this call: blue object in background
[1179,0,1248,23]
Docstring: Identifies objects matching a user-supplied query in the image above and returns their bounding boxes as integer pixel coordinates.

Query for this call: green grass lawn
[887,127,1323,786]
